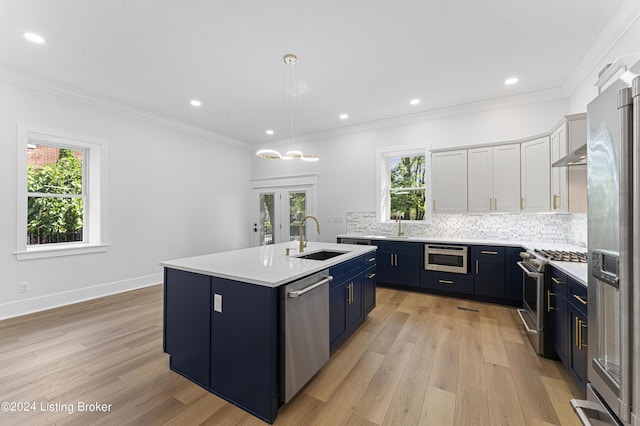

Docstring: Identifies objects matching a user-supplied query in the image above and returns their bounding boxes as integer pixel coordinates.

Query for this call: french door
[252,186,315,247]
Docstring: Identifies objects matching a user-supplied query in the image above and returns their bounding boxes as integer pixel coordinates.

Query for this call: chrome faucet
[299,215,320,253]
[396,211,404,237]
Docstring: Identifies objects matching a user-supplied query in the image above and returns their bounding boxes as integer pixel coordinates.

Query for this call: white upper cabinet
[549,114,587,212]
[550,123,569,212]
[521,136,550,212]
[431,150,467,213]
[468,144,520,212]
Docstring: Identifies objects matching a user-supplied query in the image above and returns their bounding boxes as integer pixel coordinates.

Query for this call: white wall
[569,11,640,112]
[0,80,251,319]
[251,98,568,243]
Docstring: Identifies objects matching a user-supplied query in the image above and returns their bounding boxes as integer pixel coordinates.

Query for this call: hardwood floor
[0,285,583,425]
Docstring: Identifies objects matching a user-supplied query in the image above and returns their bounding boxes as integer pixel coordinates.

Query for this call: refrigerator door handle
[617,87,633,419]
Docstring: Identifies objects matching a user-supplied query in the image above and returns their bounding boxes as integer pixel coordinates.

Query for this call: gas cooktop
[534,249,588,263]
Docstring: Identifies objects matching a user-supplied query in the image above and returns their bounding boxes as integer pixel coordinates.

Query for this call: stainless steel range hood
[552,144,587,167]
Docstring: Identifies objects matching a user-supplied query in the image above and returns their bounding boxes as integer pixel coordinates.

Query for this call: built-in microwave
[424,244,468,274]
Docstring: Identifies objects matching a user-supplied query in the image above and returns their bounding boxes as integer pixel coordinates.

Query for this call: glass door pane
[259,193,275,246]
[288,191,307,242]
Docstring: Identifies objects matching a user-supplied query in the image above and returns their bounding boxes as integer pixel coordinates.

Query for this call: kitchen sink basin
[295,250,347,261]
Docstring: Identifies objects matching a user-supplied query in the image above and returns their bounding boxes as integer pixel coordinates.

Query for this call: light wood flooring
[0,284,583,425]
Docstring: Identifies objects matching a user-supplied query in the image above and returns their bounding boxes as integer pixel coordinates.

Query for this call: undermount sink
[295,250,347,261]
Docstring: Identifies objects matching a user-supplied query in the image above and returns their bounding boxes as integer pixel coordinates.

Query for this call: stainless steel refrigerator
[571,56,640,425]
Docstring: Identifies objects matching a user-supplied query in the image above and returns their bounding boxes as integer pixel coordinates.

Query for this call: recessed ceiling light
[24,32,45,44]
[266,129,274,135]
[505,77,519,85]
[339,113,349,120]
[190,99,202,107]
[410,99,421,106]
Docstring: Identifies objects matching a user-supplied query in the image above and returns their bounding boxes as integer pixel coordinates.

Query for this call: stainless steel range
[534,249,588,263]
[517,248,588,357]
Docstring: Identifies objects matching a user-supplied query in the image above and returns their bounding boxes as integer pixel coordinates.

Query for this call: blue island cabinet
[163,268,279,424]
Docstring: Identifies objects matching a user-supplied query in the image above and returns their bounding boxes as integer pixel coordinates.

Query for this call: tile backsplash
[346,211,587,247]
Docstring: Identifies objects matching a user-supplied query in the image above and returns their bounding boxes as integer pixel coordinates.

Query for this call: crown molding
[255,86,566,148]
[562,0,640,96]
[0,66,250,150]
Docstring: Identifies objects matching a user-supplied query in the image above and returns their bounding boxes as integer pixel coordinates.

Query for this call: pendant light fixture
[256,54,319,161]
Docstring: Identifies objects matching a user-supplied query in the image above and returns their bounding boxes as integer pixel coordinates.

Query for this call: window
[376,145,429,222]
[16,124,108,260]
[389,154,426,220]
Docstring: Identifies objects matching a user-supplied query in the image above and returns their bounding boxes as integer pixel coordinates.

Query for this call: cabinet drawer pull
[368,257,376,262]
[575,316,579,348]
[573,295,588,305]
[520,198,525,210]
[551,277,564,285]
[553,194,559,210]
[480,251,498,255]
[489,198,493,211]
[475,260,479,274]
[367,273,376,279]
[438,279,454,285]
[579,320,588,350]
[547,290,555,312]
[494,198,498,210]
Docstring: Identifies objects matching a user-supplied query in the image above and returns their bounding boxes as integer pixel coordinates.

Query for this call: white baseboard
[0,273,163,320]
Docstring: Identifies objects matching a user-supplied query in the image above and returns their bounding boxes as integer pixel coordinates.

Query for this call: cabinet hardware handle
[433,200,436,211]
[573,295,587,305]
[368,257,376,262]
[551,277,563,285]
[489,198,493,211]
[520,198,525,210]
[579,320,588,350]
[575,316,579,348]
[494,198,498,210]
[553,194,559,210]
[547,290,555,312]
[367,273,376,279]
[438,279,454,284]
[475,260,479,274]
[395,254,399,266]
[480,251,498,255]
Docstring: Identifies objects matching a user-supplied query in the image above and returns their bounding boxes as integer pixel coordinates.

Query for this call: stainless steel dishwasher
[280,270,332,403]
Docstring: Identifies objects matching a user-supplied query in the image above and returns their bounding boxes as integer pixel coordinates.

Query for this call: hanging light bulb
[256,54,319,161]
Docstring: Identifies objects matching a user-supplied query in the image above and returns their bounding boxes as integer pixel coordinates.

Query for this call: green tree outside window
[389,155,426,220]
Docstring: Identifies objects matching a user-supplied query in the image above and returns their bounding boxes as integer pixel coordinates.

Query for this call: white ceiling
[0,0,631,145]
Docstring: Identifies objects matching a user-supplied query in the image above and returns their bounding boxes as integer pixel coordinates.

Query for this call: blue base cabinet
[421,270,473,294]
[548,266,588,395]
[472,246,506,298]
[329,254,376,351]
[363,260,377,315]
[550,268,569,365]
[506,247,525,301]
[568,277,588,391]
[164,268,212,389]
[374,240,421,288]
[164,268,279,424]
[210,276,278,422]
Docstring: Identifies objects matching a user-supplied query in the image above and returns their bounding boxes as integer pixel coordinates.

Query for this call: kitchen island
[160,242,377,424]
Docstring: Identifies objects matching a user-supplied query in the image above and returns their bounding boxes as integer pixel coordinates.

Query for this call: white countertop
[337,234,588,285]
[160,241,377,288]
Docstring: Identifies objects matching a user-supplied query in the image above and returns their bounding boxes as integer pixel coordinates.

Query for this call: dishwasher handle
[288,275,333,298]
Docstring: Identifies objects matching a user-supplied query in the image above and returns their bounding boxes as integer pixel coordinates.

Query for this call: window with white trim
[16,125,108,260]
[376,146,429,222]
